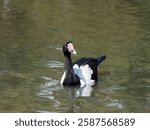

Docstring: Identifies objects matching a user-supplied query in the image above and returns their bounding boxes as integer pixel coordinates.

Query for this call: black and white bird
[60,41,106,87]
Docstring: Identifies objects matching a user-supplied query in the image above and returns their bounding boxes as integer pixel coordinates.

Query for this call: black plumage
[61,41,106,86]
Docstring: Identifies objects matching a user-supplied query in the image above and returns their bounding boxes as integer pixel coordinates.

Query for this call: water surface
[0,0,150,112]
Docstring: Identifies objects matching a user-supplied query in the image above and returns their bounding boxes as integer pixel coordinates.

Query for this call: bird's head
[63,41,77,56]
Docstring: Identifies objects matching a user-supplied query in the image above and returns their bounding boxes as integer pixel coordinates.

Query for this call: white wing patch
[73,64,95,87]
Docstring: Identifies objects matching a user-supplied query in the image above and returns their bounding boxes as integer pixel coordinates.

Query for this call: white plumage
[73,64,95,87]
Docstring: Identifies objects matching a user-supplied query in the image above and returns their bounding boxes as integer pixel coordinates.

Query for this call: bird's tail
[97,55,106,65]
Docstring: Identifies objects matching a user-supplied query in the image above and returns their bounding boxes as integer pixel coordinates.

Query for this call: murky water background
[0,0,150,112]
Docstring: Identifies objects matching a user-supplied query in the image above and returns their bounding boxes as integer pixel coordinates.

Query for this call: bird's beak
[72,50,77,55]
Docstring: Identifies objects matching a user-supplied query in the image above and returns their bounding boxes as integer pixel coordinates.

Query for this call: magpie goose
[60,41,106,87]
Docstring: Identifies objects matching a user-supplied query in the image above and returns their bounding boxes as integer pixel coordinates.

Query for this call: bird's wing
[73,64,95,87]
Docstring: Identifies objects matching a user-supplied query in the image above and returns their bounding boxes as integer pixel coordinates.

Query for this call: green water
[0,0,149,112]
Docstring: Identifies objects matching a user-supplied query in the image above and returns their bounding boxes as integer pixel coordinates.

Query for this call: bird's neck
[63,52,80,86]
[65,56,74,74]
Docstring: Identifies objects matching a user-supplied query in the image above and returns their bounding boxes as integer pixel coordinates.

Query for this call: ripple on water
[47,61,64,68]
[99,85,125,94]
[37,76,63,107]
[106,99,123,109]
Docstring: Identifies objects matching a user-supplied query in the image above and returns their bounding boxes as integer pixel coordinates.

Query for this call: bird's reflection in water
[76,84,93,97]
[64,84,94,112]
[64,87,77,112]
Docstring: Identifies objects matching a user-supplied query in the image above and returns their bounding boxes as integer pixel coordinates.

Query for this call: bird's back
[73,55,106,82]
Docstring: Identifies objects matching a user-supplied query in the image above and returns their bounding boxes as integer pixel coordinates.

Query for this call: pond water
[0,0,150,112]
